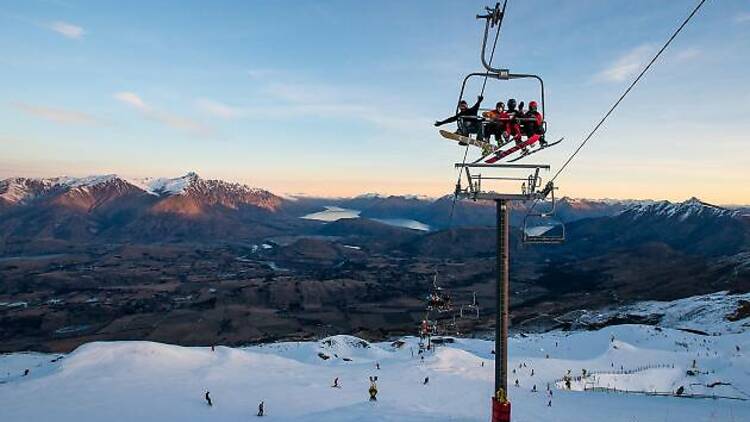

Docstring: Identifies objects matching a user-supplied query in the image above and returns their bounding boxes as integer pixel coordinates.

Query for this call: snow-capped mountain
[0,177,59,206]
[621,197,740,221]
[0,173,288,246]
[0,172,281,211]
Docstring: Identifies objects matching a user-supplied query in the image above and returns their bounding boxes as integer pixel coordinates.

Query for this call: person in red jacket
[504,98,522,142]
[522,101,546,147]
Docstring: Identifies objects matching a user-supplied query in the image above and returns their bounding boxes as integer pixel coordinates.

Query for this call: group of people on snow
[435,95,547,151]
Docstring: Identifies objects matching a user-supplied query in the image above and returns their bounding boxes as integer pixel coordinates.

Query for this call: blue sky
[1,0,748,203]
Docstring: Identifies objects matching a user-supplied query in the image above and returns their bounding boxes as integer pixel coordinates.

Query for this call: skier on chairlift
[522,101,547,147]
[435,95,485,143]
[482,101,509,144]
[504,98,522,142]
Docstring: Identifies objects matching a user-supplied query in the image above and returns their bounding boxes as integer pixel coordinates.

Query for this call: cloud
[195,98,241,119]
[735,13,750,24]
[114,92,148,110]
[596,44,654,83]
[674,48,701,62]
[48,21,84,39]
[12,102,99,125]
[114,92,211,137]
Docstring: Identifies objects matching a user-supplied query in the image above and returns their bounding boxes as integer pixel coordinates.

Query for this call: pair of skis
[439,130,563,163]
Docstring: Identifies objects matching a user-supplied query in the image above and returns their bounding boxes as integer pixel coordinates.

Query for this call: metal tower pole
[495,199,510,398]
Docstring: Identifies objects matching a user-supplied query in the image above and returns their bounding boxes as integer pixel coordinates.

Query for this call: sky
[0,0,748,203]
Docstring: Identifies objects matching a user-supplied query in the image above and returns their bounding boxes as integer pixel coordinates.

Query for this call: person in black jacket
[435,95,484,142]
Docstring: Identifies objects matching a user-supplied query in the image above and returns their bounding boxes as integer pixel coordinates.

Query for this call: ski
[507,137,564,162]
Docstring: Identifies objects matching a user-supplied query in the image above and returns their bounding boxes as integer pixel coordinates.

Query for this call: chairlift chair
[522,183,566,244]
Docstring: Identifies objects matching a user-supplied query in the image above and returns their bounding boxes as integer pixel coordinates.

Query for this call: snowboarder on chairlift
[435,95,485,142]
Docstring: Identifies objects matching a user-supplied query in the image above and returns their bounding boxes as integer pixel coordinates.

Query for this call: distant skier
[368,376,378,401]
[211,345,215,352]
[205,391,213,407]
[332,377,340,388]
[423,377,429,385]
[376,362,380,370]
[676,386,684,396]
[257,401,264,416]
[23,369,29,377]
[531,369,535,377]
[514,379,519,387]
[531,385,537,392]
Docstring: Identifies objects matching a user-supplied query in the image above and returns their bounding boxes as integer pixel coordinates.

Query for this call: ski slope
[1,323,748,422]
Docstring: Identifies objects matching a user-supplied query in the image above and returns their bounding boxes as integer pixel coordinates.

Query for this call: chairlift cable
[448,0,507,226]
[526,0,708,217]
[434,1,508,307]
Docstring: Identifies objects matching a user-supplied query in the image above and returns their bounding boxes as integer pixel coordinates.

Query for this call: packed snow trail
[1,320,749,421]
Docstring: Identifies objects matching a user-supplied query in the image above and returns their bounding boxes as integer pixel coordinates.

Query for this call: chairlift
[460,292,481,319]
[522,183,565,244]
[426,272,453,313]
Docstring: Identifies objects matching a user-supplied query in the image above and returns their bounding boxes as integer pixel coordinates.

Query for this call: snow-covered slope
[575,291,750,335]
[2,321,748,421]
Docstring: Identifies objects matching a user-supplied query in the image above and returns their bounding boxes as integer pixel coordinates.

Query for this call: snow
[130,172,199,196]
[575,291,750,335]
[2,317,749,421]
[623,197,739,221]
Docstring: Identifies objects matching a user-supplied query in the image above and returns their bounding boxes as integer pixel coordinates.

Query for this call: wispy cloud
[12,102,99,125]
[195,98,241,119]
[596,44,654,83]
[674,48,701,62]
[735,13,750,24]
[48,21,85,39]
[114,92,212,137]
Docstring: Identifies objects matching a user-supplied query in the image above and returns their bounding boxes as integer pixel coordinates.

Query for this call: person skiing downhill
[368,376,378,401]
[332,377,340,388]
[435,95,485,142]
[257,401,264,416]
[205,391,213,407]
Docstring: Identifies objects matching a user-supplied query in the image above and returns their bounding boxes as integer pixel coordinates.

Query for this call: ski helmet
[507,98,517,109]
[529,101,538,110]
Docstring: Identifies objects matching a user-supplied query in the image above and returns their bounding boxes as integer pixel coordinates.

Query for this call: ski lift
[523,182,565,244]
[460,292,481,319]
[426,272,452,313]
[438,1,562,163]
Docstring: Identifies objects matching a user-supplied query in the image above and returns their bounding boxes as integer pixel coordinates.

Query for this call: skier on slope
[257,401,264,416]
[205,391,213,406]
[435,96,485,142]
[332,377,340,388]
[368,376,378,401]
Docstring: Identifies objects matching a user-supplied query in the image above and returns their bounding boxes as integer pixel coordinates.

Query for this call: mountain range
[1,172,749,351]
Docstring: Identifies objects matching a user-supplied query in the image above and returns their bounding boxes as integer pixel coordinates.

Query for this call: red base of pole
[491,398,511,422]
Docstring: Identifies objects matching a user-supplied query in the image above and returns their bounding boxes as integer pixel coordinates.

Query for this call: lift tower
[454,163,558,422]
